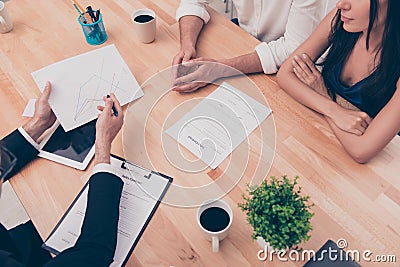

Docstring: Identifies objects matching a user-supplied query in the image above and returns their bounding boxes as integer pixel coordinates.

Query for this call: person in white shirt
[172,0,336,93]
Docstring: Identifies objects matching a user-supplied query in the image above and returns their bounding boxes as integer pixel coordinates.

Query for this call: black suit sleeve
[44,172,123,267]
[0,130,39,181]
[0,251,24,267]
[0,224,23,267]
[0,130,42,267]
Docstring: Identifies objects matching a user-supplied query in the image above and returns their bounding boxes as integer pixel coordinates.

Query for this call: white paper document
[165,82,272,169]
[31,44,143,132]
[43,156,172,267]
[22,99,36,117]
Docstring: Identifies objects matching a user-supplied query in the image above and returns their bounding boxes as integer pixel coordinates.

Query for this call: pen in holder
[78,12,107,45]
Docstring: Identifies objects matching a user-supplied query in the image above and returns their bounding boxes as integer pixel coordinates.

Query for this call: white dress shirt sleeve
[255,0,325,74]
[17,127,40,150]
[92,163,118,176]
[176,0,213,23]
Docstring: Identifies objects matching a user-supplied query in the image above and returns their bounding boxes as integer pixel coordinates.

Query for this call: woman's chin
[342,23,362,33]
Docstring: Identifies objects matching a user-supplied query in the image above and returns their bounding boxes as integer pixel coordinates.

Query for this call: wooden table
[1,0,399,266]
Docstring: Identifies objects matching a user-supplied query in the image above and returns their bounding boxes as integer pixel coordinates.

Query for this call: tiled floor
[0,0,236,231]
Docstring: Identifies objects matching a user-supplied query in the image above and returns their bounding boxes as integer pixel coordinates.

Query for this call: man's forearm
[48,172,123,267]
[94,142,111,165]
[219,51,264,76]
[22,118,50,143]
[179,15,204,49]
[0,130,39,180]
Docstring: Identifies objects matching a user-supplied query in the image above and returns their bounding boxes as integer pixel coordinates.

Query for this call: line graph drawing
[73,58,126,121]
[31,44,143,132]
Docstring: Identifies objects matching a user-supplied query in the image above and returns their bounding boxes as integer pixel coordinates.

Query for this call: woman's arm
[277,9,371,135]
[326,79,400,163]
[277,9,336,112]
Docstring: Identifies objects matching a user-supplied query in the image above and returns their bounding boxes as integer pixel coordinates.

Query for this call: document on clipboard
[42,155,173,267]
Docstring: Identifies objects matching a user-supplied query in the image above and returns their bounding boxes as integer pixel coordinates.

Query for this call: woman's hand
[328,106,372,136]
[292,53,372,135]
[292,53,329,98]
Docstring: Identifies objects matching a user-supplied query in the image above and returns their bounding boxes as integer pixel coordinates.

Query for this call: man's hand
[292,54,329,98]
[172,58,235,93]
[172,45,197,82]
[172,15,205,81]
[173,45,197,67]
[23,81,56,142]
[94,93,124,164]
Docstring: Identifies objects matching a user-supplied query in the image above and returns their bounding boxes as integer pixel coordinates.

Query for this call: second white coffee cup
[131,9,156,44]
[197,199,233,253]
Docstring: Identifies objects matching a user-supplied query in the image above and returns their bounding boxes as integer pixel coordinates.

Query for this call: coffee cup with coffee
[131,9,156,44]
[197,199,233,253]
[0,2,13,34]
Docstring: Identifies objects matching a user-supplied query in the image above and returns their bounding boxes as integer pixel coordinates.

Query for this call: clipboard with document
[42,154,173,267]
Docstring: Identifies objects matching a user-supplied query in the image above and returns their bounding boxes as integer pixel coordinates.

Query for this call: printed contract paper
[166,82,272,169]
[43,156,171,267]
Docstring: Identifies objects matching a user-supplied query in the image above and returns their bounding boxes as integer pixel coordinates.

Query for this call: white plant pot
[257,236,291,253]
[256,236,275,252]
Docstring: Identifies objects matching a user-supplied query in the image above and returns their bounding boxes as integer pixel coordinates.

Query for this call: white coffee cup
[0,1,13,34]
[131,9,156,44]
[197,199,233,253]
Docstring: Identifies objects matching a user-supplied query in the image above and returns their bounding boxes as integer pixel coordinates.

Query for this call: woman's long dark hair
[321,0,400,117]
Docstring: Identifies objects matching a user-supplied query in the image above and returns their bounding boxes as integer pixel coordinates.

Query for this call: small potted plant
[239,175,314,251]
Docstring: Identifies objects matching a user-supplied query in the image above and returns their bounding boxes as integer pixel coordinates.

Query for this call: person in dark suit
[0,81,124,267]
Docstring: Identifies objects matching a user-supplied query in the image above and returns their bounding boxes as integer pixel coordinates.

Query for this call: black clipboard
[42,154,173,267]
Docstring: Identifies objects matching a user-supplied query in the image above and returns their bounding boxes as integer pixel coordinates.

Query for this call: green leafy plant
[238,175,314,251]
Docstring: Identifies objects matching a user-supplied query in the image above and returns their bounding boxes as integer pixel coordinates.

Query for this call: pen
[72,2,87,23]
[86,6,96,23]
[95,9,100,22]
[107,95,119,117]
[72,0,85,14]
[71,1,92,23]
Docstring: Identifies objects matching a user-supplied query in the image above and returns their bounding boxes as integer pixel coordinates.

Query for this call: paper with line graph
[31,44,143,131]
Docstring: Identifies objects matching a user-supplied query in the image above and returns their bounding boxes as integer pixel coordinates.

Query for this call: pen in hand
[107,94,119,117]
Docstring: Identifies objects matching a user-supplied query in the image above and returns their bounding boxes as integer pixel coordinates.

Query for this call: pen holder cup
[78,13,108,45]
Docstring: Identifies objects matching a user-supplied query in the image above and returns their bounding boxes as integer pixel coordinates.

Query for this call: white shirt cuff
[255,42,279,74]
[176,3,211,24]
[92,163,118,176]
[18,127,40,151]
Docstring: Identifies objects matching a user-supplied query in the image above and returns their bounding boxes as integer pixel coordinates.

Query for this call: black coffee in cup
[200,207,230,232]
[134,14,154,23]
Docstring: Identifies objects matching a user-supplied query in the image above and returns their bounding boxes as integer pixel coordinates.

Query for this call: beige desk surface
[0,0,399,266]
